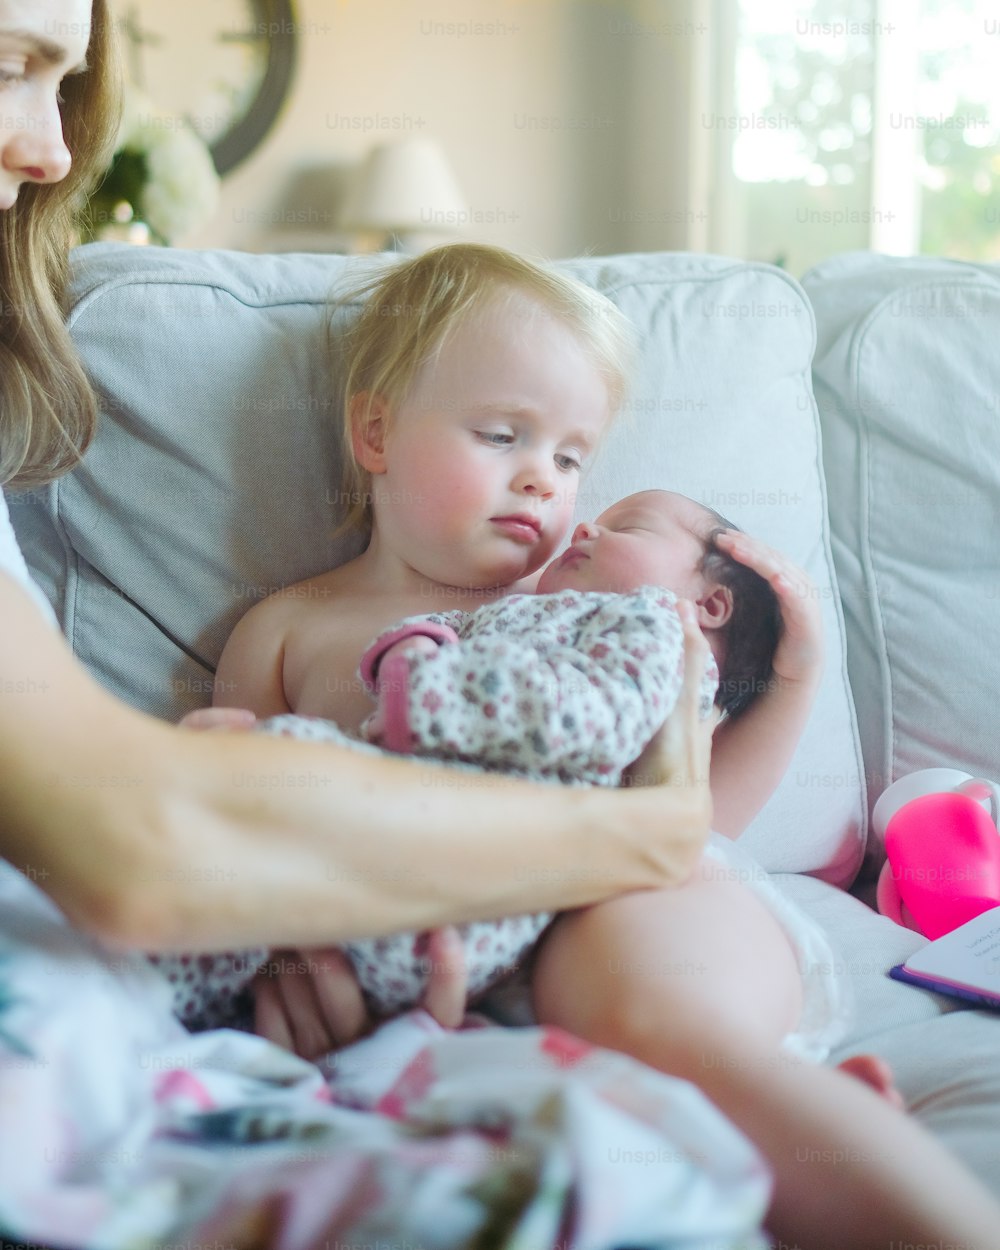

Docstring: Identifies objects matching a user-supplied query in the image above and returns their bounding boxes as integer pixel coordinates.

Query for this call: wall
[176,0,711,257]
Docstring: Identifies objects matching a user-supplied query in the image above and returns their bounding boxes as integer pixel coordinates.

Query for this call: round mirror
[115,0,298,174]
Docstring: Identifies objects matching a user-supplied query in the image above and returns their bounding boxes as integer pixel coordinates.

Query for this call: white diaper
[702,832,851,1062]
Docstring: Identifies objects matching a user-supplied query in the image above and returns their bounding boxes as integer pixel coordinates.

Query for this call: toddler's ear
[695,585,733,631]
[350,393,390,473]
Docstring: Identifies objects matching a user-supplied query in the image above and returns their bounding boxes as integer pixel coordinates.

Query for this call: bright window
[711,0,1000,272]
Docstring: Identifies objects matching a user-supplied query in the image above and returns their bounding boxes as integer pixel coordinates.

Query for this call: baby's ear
[350,393,390,473]
[696,585,733,631]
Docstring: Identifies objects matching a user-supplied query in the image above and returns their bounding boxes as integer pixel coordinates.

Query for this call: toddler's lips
[491,515,542,544]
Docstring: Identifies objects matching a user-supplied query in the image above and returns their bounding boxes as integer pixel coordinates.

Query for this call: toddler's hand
[253,947,370,1060]
[713,530,824,687]
[178,706,257,732]
[253,927,468,1060]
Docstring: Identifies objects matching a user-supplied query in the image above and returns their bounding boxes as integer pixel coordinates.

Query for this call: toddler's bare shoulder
[232,571,343,644]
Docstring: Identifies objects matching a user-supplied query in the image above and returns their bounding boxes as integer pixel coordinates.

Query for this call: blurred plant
[78,85,221,245]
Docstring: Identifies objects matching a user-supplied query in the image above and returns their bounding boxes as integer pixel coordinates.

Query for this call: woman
[0,0,711,1028]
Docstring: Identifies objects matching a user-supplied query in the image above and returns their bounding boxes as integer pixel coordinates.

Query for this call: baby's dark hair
[698,512,781,719]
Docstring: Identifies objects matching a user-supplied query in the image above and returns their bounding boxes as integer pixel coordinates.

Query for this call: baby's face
[536,490,714,598]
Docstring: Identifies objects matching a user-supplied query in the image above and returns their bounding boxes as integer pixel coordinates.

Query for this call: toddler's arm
[214,593,295,717]
[179,707,257,731]
[708,531,823,836]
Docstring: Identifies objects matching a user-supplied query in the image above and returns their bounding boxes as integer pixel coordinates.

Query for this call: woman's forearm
[2,577,709,951]
[129,732,709,951]
[27,714,711,953]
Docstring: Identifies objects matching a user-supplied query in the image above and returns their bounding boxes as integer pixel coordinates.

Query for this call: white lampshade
[338,137,468,245]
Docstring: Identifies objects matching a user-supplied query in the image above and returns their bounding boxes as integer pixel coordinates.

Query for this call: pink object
[359,620,460,691]
[360,621,461,753]
[154,1069,215,1110]
[876,792,1000,939]
[374,652,418,753]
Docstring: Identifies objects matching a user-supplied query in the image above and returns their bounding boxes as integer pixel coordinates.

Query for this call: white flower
[140,124,220,242]
[116,85,221,243]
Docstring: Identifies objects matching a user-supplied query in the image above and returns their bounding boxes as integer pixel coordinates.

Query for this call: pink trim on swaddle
[360,621,460,753]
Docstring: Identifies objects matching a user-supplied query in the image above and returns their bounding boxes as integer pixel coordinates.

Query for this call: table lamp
[338,136,468,252]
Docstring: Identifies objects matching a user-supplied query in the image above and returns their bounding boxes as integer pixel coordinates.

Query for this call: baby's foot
[837,1053,905,1110]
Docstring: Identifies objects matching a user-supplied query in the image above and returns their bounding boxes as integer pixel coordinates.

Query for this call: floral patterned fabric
[360,585,719,778]
[344,586,717,1014]
[0,863,770,1250]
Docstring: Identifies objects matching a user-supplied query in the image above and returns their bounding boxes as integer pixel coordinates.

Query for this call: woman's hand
[253,926,468,1060]
[713,530,824,687]
[617,600,715,880]
[623,599,718,792]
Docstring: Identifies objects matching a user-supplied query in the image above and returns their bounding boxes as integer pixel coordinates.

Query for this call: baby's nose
[572,520,598,543]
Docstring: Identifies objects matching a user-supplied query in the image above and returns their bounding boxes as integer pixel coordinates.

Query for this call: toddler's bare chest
[281,595,438,731]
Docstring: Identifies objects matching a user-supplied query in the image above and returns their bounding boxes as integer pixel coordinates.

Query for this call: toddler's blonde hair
[333,243,635,535]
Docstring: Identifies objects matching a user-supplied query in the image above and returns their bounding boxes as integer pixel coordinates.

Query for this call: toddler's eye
[476,431,514,446]
[555,453,583,472]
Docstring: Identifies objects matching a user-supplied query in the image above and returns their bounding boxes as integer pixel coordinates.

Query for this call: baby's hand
[713,530,824,687]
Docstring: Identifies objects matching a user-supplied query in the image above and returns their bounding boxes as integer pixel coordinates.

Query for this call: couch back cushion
[804,253,1000,859]
[10,244,864,883]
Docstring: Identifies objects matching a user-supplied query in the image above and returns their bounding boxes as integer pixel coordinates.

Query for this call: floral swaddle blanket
[0,865,770,1250]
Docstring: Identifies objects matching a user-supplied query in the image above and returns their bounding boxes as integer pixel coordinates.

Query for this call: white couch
[11,243,1000,1198]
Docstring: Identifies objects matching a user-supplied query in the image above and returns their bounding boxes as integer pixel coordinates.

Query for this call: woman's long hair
[0,0,122,488]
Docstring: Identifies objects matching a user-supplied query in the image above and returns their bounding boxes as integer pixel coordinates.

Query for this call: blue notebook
[890,906,1000,1010]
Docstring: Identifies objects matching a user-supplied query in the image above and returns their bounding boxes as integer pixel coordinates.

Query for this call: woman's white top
[0,487,57,627]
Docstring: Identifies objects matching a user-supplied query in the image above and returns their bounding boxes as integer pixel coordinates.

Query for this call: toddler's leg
[532,860,1000,1250]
